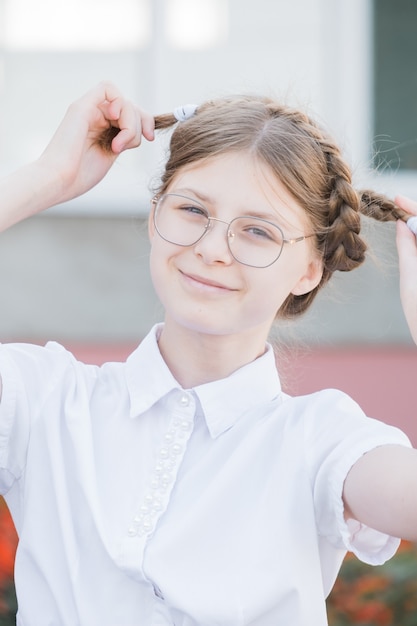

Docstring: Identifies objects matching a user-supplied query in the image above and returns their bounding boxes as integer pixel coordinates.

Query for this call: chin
[169,310,239,336]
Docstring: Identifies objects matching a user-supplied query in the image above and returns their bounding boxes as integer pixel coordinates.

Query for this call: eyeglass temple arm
[283,233,316,245]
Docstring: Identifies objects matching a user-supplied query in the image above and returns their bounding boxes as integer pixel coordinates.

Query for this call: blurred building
[0,0,416,346]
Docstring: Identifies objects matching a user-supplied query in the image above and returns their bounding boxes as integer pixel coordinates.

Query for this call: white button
[159,447,169,459]
[160,472,173,486]
[171,443,183,455]
[179,394,190,407]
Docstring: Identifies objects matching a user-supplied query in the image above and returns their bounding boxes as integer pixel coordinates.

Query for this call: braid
[271,112,372,318]
[280,138,410,319]
[320,145,367,275]
[255,105,370,278]
[359,189,409,223]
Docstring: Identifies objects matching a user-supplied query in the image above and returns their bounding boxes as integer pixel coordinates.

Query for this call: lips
[179,270,236,292]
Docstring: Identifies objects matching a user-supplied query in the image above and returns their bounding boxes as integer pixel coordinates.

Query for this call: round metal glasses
[152,193,314,268]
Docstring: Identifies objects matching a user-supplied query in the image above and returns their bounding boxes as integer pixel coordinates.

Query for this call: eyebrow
[173,187,215,205]
[171,187,287,224]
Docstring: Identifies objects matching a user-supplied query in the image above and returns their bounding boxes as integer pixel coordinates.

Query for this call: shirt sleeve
[303,388,412,566]
[0,341,73,494]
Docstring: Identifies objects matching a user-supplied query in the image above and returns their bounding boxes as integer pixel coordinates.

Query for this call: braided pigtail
[359,189,409,223]
[275,113,371,318]
[320,147,367,274]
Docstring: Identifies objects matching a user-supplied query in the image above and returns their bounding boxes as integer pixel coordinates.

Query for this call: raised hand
[395,195,417,345]
[0,82,155,231]
[38,81,155,203]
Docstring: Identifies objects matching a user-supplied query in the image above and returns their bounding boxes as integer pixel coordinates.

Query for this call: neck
[157,319,269,388]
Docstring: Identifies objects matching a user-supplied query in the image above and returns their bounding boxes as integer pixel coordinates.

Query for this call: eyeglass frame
[151,192,316,269]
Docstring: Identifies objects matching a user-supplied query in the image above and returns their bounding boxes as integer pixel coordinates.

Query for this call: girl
[0,82,416,626]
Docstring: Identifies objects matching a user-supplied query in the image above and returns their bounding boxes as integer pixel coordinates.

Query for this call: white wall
[0,0,414,345]
[0,0,384,210]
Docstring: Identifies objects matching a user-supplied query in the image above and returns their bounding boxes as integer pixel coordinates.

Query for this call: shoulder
[0,340,133,406]
[278,386,409,459]
[278,386,365,432]
[0,340,97,381]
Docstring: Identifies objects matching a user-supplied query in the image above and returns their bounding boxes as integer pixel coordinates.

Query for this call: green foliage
[327,541,417,625]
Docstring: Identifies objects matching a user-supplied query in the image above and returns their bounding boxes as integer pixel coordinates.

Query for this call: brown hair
[99,96,409,318]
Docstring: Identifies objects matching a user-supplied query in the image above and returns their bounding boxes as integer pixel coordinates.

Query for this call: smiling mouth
[179,270,236,292]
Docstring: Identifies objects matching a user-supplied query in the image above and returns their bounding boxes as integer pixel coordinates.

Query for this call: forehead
[166,151,309,230]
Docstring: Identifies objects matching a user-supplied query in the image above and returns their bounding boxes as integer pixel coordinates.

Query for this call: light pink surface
[68,343,417,447]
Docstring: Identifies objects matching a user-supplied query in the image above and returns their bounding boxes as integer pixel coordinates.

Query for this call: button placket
[127,392,194,539]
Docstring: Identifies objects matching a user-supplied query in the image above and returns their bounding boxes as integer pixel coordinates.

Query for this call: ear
[291,257,323,296]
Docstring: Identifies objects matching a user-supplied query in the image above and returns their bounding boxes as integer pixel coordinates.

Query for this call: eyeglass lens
[154,193,285,268]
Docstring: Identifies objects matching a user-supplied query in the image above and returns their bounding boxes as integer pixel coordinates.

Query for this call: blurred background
[0,0,416,440]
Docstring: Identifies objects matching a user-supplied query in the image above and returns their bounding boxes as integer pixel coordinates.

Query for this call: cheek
[149,238,182,305]
[149,241,165,300]
[244,268,287,314]
[249,255,307,311]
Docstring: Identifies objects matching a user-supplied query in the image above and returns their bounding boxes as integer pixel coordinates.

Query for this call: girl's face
[149,152,322,344]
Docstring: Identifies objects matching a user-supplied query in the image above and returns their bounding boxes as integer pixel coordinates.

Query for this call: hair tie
[407,216,417,236]
[173,104,198,122]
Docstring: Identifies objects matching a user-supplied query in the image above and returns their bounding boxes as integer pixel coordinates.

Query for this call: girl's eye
[237,218,283,244]
[244,225,275,241]
[178,204,208,217]
[250,226,270,237]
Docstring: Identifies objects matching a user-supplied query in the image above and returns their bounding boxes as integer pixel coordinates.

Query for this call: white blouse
[0,324,411,626]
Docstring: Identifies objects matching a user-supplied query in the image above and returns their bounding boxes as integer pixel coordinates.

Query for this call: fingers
[108,101,155,154]
[39,81,157,205]
[395,194,417,216]
[91,82,155,154]
[396,218,417,257]
[395,194,417,237]
[395,195,417,277]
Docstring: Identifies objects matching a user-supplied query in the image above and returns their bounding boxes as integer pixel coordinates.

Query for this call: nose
[193,217,234,265]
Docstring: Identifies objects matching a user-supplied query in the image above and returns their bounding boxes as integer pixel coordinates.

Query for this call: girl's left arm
[343,198,417,541]
[343,445,417,541]
[395,195,417,345]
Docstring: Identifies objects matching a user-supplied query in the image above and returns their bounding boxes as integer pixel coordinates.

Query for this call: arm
[0,81,155,232]
[395,195,417,344]
[0,81,154,400]
[343,197,417,540]
[343,445,417,541]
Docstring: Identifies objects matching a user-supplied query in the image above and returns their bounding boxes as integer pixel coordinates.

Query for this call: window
[373,0,417,171]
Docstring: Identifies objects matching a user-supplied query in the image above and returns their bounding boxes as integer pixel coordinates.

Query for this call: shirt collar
[126,324,179,418]
[126,324,282,438]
